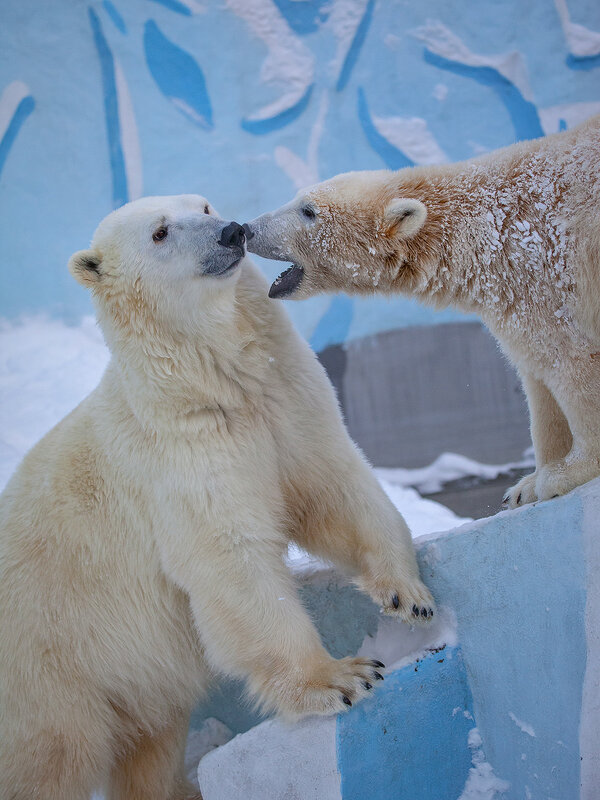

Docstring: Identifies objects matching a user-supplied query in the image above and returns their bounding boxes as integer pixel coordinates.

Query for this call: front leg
[157,515,383,718]
[504,372,572,508]
[534,359,600,501]
[284,446,435,624]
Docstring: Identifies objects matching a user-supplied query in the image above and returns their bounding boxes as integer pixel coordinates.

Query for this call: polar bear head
[69,194,248,335]
[245,171,429,299]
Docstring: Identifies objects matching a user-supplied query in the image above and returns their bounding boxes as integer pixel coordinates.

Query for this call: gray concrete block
[319,321,531,468]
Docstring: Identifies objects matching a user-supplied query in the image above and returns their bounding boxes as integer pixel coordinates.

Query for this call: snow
[508,712,536,738]
[375,451,534,496]
[457,727,510,800]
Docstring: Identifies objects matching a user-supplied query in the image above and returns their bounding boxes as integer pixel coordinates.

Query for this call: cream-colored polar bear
[0,195,433,800]
[246,116,600,509]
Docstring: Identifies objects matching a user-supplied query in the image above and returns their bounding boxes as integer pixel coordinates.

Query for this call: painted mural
[1,0,600,350]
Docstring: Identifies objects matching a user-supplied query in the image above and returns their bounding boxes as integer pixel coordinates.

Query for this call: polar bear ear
[68,249,103,288]
[384,198,427,238]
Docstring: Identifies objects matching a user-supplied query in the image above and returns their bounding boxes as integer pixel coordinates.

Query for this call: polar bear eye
[152,227,168,243]
[301,205,316,220]
[204,204,210,215]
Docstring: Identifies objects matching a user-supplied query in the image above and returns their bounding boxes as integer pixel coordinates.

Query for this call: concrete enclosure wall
[196,478,600,800]
[2,0,600,349]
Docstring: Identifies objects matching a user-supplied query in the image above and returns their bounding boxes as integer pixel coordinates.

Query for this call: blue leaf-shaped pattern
[424,49,544,141]
[357,87,414,170]
[149,0,192,16]
[144,20,213,129]
[241,84,314,135]
[272,0,329,36]
[102,0,127,33]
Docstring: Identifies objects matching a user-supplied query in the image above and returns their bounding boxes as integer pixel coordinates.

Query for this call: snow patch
[375,451,534,496]
[458,727,510,800]
[508,712,536,737]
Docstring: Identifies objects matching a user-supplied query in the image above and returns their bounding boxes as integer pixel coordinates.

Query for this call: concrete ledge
[196,479,600,800]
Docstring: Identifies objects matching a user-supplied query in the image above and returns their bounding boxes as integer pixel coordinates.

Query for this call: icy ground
[1,317,513,799]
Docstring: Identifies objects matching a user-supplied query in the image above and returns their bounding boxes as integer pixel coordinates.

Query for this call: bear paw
[502,472,538,509]
[535,457,600,502]
[360,574,435,624]
[262,656,385,718]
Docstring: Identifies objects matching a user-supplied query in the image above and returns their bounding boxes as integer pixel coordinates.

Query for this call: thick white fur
[247,116,600,508]
[0,195,433,800]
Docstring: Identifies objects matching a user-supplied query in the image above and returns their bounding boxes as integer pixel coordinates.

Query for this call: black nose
[219,221,246,249]
[242,223,254,240]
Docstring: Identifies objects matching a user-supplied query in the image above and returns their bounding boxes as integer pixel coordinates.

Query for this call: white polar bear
[0,195,433,800]
[245,116,600,509]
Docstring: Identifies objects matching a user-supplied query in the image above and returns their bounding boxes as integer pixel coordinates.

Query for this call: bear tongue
[268,265,304,299]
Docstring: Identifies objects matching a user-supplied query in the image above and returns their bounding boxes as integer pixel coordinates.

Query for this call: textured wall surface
[2,0,600,347]
[197,478,600,799]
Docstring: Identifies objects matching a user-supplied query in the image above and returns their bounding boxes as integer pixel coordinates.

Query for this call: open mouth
[268,264,304,299]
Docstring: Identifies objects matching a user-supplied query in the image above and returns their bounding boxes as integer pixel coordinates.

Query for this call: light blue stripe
[89,7,128,208]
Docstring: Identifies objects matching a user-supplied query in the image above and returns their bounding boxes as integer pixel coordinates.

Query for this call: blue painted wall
[417,491,590,799]
[337,647,476,800]
[2,0,600,348]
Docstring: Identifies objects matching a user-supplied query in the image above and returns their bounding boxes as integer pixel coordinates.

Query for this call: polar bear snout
[202,220,246,277]
[219,221,246,250]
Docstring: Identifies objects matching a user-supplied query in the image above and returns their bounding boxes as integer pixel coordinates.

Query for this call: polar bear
[0,195,434,800]
[245,115,600,509]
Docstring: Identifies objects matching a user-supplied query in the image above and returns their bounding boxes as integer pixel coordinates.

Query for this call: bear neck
[389,135,569,327]
[97,267,271,433]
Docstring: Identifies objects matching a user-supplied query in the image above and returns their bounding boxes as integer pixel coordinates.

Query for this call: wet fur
[248,116,600,507]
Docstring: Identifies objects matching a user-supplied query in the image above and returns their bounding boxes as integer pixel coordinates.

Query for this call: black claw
[421,607,428,617]
[372,659,385,668]
[428,608,434,617]
[552,494,559,498]
[363,681,372,690]
[412,604,419,616]
[516,492,522,504]
[392,594,400,609]
[342,695,352,706]
[374,671,384,681]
